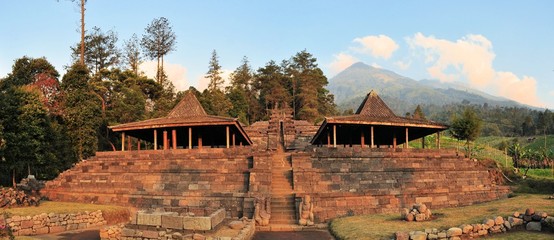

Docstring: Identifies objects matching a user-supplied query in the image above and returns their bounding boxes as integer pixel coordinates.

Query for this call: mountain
[327,62,526,115]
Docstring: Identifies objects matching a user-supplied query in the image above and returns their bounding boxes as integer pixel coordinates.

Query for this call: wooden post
[137,139,141,151]
[404,127,409,149]
[232,133,236,148]
[361,130,365,148]
[226,126,230,148]
[393,132,397,149]
[437,132,441,149]
[172,129,177,149]
[121,132,125,151]
[198,132,203,149]
[127,136,131,151]
[154,129,157,150]
[371,126,374,148]
[333,125,337,148]
[421,137,425,149]
[188,127,192,149]
[163,130,168,150]
[327,131,331,147]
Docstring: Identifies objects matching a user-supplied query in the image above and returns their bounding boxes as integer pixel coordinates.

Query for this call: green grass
[1,200,127,217]
[329,194,554,240]
[484,231,554,240]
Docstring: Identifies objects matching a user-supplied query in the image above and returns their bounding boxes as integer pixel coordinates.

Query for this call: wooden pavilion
[311,90,448,148]
[109,91,252,151]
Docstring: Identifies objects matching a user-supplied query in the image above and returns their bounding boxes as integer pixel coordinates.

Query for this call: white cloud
[407,32,543,107]
[329,52,358,75]
[549,90,554,97]
[371,63,382,69]
[196,69,233,91]
[394,60,411,70]
[352,35,399,59]
[140,61,188,91]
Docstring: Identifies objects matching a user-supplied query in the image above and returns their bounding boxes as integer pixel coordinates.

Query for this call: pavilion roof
[109,91,252,144]
[311,90,447,144]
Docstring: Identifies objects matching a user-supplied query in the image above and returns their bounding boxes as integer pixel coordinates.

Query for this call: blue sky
[1,0,553,108]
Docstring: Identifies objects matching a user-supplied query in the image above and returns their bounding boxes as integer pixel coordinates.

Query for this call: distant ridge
[327,62,528,114]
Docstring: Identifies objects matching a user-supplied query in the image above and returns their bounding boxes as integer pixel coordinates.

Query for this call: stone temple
[43,90,509,224]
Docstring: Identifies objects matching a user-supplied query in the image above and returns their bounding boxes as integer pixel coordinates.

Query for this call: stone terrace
[292,146,510,222]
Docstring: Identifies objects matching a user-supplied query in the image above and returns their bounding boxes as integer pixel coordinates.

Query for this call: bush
[514,177,554,194]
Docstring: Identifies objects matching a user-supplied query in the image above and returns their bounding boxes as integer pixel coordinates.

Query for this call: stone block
[394,231,408,240]
[137,211,176,227]
[460,224,473,234]
[49,225,66,233]
[228,220,244,230]
[210,208,226,229]
[183,216,211,231]
[478,229,488,236]
[446,227,462,237]
[35,227,49,235]
[121,228,135,237]
[483,218,495,227]
[142,230,159,239]
[20,220,34,229]
[161,215,183,229]
[508,216,523,226]
[415,214,426,221]
[409,231,427,240]
[494,216,504,225]
[526,222,541,231]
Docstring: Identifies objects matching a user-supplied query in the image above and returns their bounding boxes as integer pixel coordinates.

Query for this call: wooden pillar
[393,132,397,149]
[437,132,441,149]
[404,127,409,149]
[421,137,425,149]
[163,130,168,150]
[127,136,131,151]
[361,130,365,148]
[154,129,157,150]
[188,127,192,149]
[232,133,236,148]
[172,129,177,149]
[333,125,337,148]
[198,132,203,149]
[137,139,141,151]
[121,132,125,151]
[226,126,230,148]
[371,126,374,148]
[327,131,331,147]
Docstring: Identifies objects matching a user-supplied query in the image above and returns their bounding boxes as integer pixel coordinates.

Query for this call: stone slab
[210,208,226,229]
[183,216,211,231]
[161,215,183,229]
[136,211,176,226]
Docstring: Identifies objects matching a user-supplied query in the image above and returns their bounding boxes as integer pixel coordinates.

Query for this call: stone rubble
[401,203,432,222]
[398,208,553,240]
[0,187,40,208]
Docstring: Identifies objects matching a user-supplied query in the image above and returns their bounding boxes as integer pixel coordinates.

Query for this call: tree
[413,105,426,119]
[71,26,120,74]
[226,56,256,124]
[253,60,291,118]
[450,107,483,157]
[202,50,231,116]
[1,56,59,88]
[61,63,102,160]
[141,17,177,82]
[123,34,143,76]
[287,50,335,123]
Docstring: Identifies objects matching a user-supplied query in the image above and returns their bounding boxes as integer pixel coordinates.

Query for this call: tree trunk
[156,56,161,83]
[12,169,16,189]
[80,0,85,65]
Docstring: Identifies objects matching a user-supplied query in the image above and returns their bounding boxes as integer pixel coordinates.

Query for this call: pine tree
[203,50,231,116]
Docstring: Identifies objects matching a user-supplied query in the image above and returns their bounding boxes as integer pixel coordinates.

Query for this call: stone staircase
[270,146,297,225]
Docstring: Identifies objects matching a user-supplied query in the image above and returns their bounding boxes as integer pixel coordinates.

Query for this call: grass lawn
[1,200,128,217]
[329,194,554,240]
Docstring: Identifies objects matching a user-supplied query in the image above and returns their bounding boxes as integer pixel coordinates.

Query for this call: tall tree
[413,105,426,119]
[61,63,102,160]
[203,50,231,116]
[253,60,291,118]
[450,107,483,157]
[287,50,335,123]
[141,17,177,82]
[71,26,120,74]
[227,56,255,124]
[123,34,143,76]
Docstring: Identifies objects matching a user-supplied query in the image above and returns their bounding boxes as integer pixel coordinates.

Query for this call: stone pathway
[253,230,335,240]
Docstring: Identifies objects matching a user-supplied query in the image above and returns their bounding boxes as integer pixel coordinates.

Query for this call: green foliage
[123,33,143,75]
[514,177,554,194]
[450,107,483,156]
[202,50,231,116]
[141,17,177,82]
[71,26,120,74]
[1,56,58,88]
[226,56,255,124]
[412,105,425,119]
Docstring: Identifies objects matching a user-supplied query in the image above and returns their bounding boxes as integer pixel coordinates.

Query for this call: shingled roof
[310,90,447,145]
[109,91,252,145]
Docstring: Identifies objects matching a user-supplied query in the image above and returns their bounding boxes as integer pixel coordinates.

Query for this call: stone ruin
[0,175,44,208]
[396,208,554,240]
[401,203,432,222]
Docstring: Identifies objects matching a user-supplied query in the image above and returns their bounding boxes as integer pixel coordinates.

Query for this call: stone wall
[5,210,106,236]
[43,148,254,218]
[292,147,511,222]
